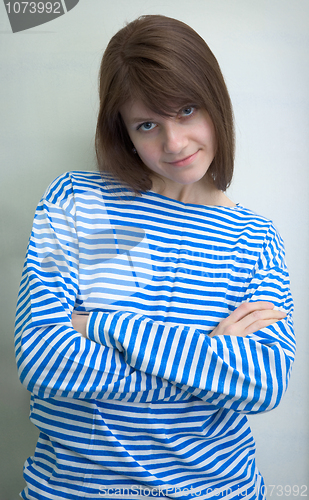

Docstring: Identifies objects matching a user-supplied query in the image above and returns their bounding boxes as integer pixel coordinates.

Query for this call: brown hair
[95,15,235,193]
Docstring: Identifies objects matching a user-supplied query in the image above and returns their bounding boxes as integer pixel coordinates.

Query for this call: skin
[120,100,235,207]
[72,99,287,337]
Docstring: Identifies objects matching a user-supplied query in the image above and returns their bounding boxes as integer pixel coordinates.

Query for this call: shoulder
[230,203,276,233]
[233,204,287,266]
[201,203,276,245]
[226,203,286,255]
[41,171,129,206]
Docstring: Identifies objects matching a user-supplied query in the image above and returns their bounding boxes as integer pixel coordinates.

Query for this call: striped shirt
[15,171,295,500]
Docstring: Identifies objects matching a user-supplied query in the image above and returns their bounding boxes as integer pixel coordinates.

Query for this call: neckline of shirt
[143,189,242,211]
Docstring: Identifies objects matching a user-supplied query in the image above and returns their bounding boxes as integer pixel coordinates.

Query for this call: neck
[150,174,235,207]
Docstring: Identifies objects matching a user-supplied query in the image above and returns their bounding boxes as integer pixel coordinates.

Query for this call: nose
[162,120,188,154]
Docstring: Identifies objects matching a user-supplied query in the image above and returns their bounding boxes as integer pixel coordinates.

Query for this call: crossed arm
[68,300,292,413]
[15,195,295,412]
[72,301,286,339]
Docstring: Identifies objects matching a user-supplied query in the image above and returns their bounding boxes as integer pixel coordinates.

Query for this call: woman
[15,15,295,500]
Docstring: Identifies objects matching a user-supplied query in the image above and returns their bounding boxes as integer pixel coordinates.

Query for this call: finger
[227,310,286,337]
[210,303,286,338]
[243,316,286,337]
[223,301,276,325]
[71,313,89,337]
[234,308,285,331]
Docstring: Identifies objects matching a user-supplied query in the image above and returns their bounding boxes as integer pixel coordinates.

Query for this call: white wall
[0,0,308,498]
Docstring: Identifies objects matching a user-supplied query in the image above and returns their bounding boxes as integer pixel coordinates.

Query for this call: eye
[137,121,156,132]
[180,106,196,117]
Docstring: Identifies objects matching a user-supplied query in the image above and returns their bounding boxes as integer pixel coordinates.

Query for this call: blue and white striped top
[15,171,295,500]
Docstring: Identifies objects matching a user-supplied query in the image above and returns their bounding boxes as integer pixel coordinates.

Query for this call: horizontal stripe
[15,171,295,500]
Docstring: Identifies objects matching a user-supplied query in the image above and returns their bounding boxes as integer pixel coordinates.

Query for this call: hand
[209,301,287,338]
[71,313,89,338]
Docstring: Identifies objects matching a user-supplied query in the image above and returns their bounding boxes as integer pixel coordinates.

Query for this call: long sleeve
[86,223,295,413]
[14,182,187,402]
[15,172,296,500]
[15,172,295,412]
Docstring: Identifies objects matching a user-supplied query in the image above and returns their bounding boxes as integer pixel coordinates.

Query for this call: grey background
[0,0,308,498]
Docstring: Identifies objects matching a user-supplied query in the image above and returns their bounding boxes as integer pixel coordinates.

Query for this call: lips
[167,151,199,167]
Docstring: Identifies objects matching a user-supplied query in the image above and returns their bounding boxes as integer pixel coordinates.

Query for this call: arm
[84,225,295,413]
[14,189,187,402]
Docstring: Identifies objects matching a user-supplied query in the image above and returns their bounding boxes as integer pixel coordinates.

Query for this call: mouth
[167,151,199,167]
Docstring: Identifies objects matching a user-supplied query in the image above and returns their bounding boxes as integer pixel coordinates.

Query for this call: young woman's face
[120,100,217,189]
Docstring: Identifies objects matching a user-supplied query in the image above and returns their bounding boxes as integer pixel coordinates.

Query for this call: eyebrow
[126,106,190,126]
[129,117,155,125]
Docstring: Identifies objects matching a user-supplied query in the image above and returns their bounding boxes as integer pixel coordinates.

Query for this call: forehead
[120,98,192,126]
[120,100,164,125]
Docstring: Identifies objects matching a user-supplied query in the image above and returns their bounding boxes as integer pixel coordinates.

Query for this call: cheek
[199,112,217,148]
[209,125,217,153]
[208,129,217,153]
[136,142,158,164]
[202,123,217,153]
